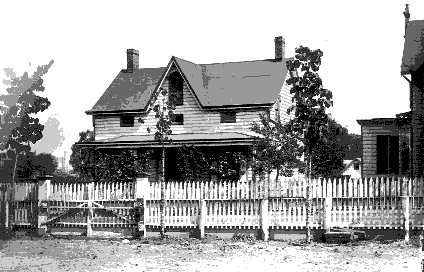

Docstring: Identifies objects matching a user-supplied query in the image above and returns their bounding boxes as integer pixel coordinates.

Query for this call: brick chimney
[126,49,139,73]
[274,36,285,61]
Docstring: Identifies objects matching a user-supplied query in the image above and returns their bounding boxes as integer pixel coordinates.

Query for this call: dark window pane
[354,162,359,170]
[171,114,183,125]
[120,115,134,127]
[389,136,399,175]
[377,135,389,174]
[220,112,236,123]
[169,72,183,106]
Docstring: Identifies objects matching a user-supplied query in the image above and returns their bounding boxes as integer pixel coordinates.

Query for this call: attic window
[169,72,184,106]
[171,114,184,125]
[221,112,236,123]
[120,115,134,127]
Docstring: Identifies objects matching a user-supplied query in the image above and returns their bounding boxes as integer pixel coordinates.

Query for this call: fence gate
[42,180,140,237]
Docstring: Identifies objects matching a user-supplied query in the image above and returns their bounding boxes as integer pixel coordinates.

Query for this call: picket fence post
[198,199,206,238]
[135,177,148,238]
[323,178,332,233]
[324,196,332,233]
[37,175,52,235]
[86,182,94,238]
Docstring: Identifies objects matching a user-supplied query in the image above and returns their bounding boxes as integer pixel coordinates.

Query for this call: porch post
[37,175,53,236]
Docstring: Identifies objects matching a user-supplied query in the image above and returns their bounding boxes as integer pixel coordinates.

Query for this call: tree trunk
[275,166,280,186]
[160,145,166,239]
[9,150,19,232]
[305,149,312,244]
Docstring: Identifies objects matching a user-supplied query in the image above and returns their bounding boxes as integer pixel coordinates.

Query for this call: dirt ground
[0,234,422,272]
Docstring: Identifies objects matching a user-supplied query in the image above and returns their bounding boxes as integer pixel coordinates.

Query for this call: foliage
[171,144,209,182]
[32,116,65,154]
[144,85,176,239]
[344,133,361,160]
[0,61,54,151]
[285,45,333,244]
[70,130,153,183]
[285,46,333,150]
[250,112,304,181]
[69,129,95,175]
[33,152,58,175]
[309,118,348,178]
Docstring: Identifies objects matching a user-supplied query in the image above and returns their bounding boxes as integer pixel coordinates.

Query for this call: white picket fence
[143,177,424,229]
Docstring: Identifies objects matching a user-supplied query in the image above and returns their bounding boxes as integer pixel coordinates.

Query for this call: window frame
[220,111,237,123]
[170,113,184,125]
[120,115,134,127]
[169,72,184,106]
[376,135,399,175]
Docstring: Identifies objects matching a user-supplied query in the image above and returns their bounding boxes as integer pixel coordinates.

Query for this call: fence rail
[1,177,424,238]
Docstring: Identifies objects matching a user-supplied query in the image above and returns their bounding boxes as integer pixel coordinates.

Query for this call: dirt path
[0,236,421,271]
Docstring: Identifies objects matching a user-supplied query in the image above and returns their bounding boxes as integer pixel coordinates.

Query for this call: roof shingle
[87,55,290,114]
[401,20,424,75]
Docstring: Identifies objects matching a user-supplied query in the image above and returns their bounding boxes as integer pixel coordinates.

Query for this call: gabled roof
[86,55,291,114]
[86,67,167,114]
[401,20,424,75]
[174,57,291,108]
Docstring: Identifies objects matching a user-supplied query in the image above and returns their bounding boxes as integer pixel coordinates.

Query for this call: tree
[1,60,54,231]
[0,61,53,149]
[250,112,304,184]
[344,133,361,160]
[69,129,95,179]
[33,152,58,176]
[144,85,176,239]
[309,118,349,178]
[285,46,334,243]
[32,115,65,154]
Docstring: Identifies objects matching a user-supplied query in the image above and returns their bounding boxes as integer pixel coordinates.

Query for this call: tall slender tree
[144,85,176,239]
[285,46,333,243]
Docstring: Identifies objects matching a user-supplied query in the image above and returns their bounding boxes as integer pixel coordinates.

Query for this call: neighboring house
[76,36,304,189]
[341,158,361,180]
[356,5,424,178]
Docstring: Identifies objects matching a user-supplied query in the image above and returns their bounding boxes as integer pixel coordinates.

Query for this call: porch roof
[75,132,263,148]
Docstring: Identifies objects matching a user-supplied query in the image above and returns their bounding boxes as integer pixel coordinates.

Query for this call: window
[376,135,399,175]
[171,113,184,125]
[169,72,183,106]
[120,115,134,127]
[353,162,360,170]
[220,112,236,123]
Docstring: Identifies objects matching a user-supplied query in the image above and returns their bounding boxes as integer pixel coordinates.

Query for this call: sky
[1,1,422,168]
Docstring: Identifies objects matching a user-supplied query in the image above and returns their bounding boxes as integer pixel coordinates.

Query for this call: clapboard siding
[95,68,287,140]
[362,124,400,177]
[270,71,292,123]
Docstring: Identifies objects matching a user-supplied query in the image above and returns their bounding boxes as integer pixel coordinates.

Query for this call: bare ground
[0,234,422,271]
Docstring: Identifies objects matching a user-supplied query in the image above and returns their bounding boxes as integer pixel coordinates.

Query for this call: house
[341,158,361,180]
[356,5,424,178]
[76,36,304,190]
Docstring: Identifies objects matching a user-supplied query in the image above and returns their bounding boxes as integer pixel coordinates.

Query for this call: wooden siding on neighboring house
[362,124,399,178]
